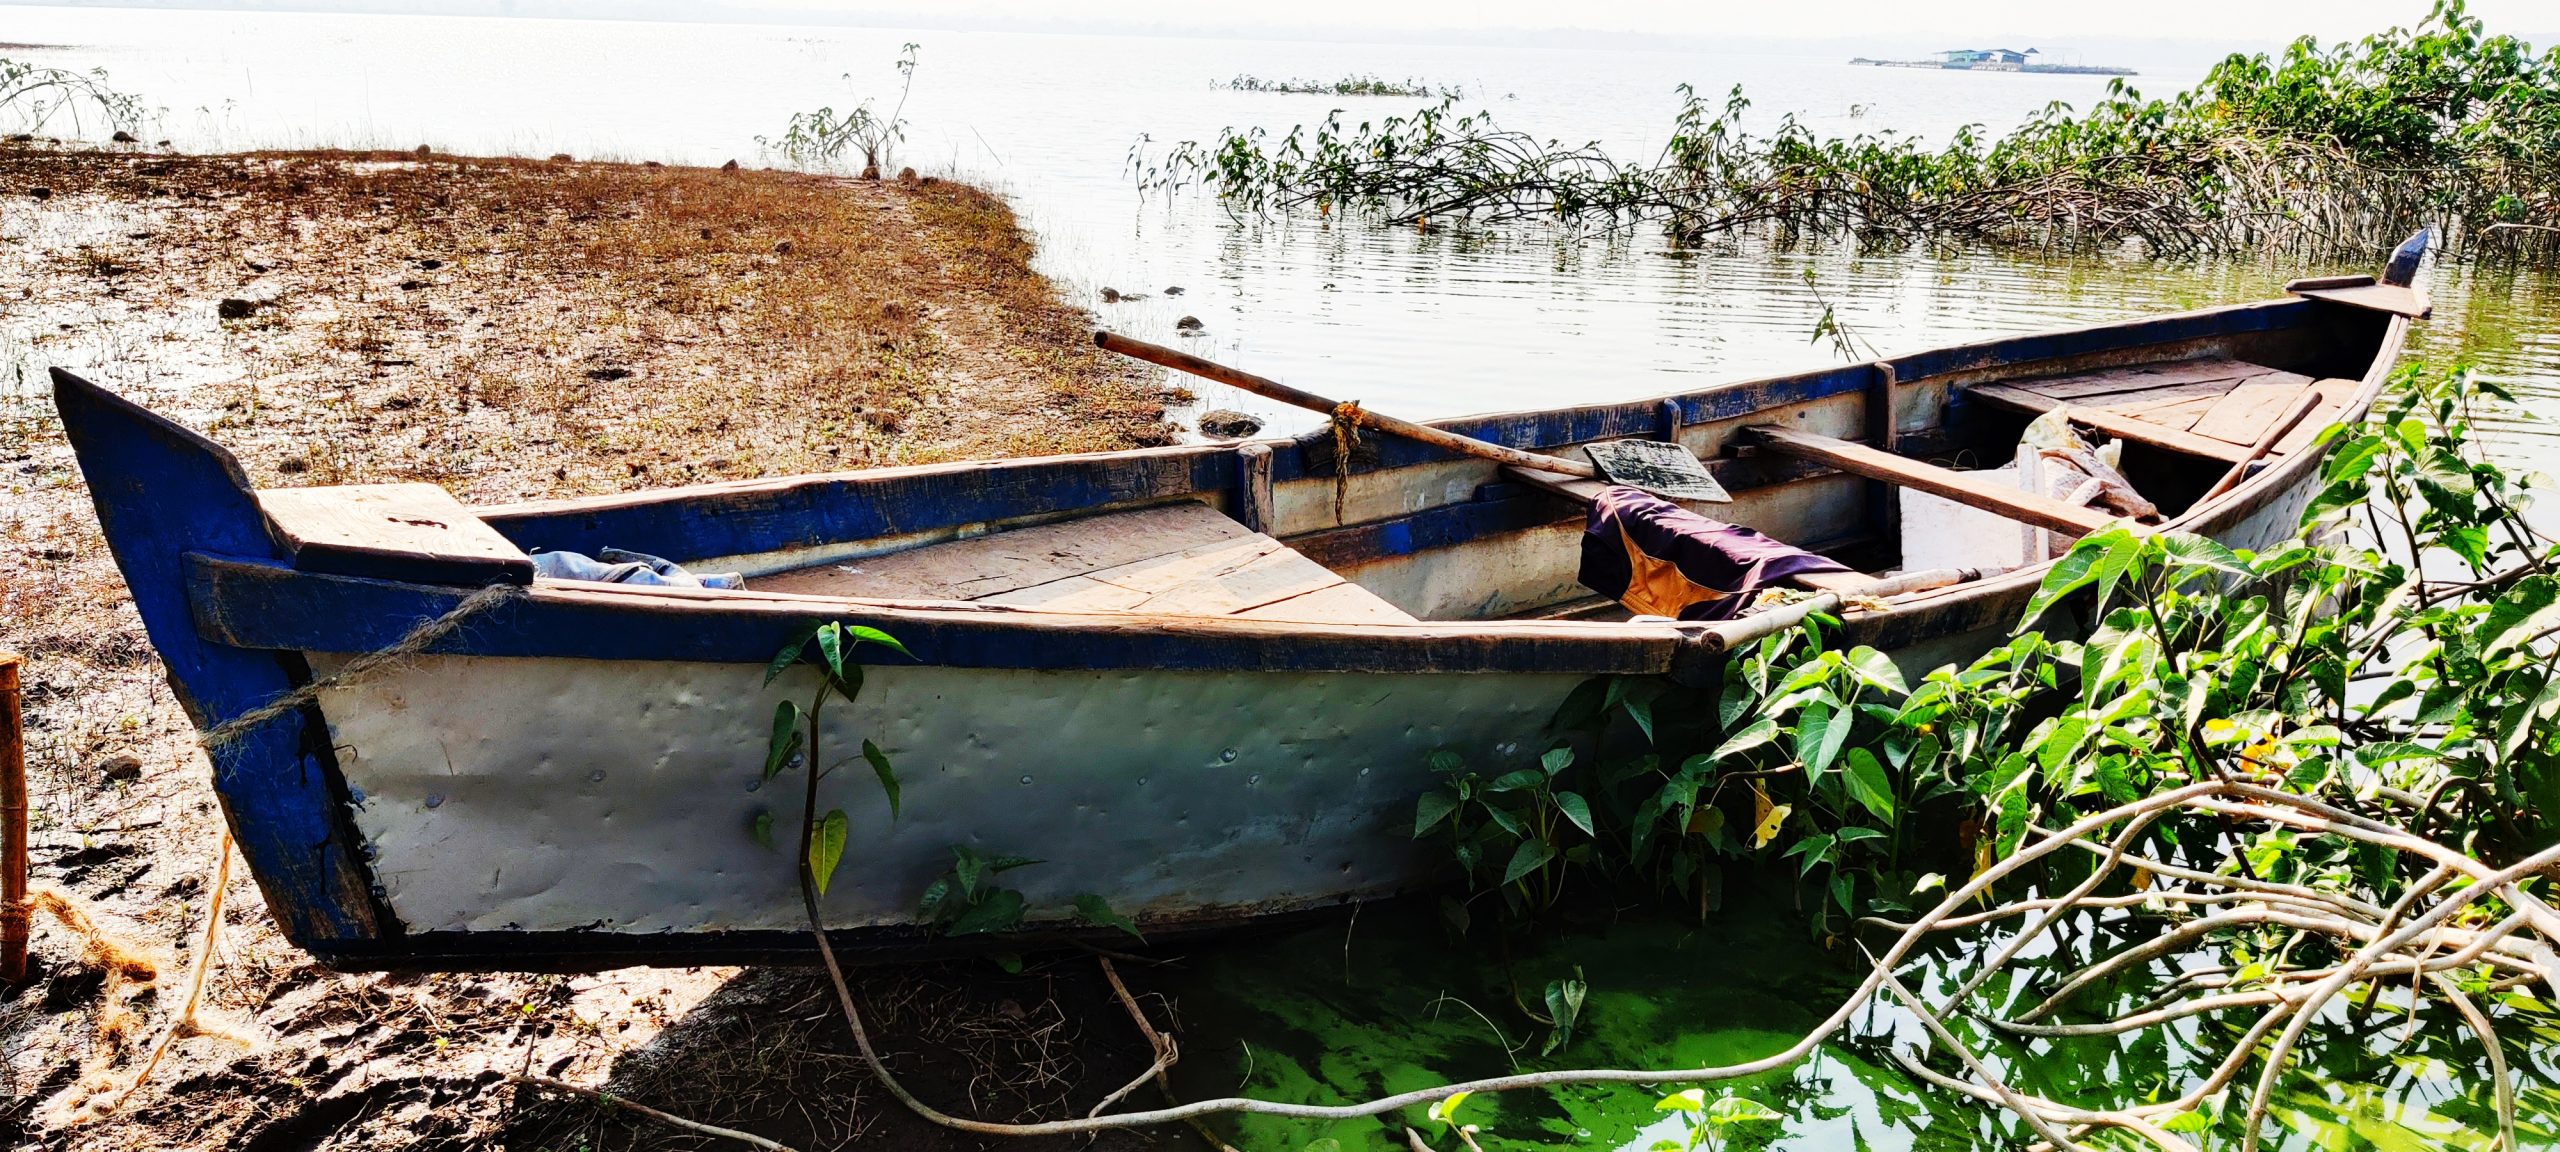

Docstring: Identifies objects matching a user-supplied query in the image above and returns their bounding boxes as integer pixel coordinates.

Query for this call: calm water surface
[8,10,2559,1146]
[6,5,2553,462]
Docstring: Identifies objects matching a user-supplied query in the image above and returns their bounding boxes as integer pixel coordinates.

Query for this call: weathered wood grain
[1230,581,1415,624]
[2293,282,2431,318]
[2191,371,2319,446]
[260,483,534,587]
[2271,379,2360,455]
[2022,357,2263,400]
[751,501,1245,601]
[1965,385,2257,464]
[981,536,1319,616]
[2106,394,2224,431]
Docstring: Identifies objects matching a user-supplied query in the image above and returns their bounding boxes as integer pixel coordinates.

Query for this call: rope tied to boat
[195,582,522,753]
[1329,399,1366,525]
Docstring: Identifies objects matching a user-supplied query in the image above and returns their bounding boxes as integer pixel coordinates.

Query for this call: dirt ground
[0,144,1206,1150]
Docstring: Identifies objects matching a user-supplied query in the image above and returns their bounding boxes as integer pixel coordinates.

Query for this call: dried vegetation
[0,144,1177,1150]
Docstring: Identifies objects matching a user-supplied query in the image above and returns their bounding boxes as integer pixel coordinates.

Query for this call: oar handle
[1095,332,1599,479]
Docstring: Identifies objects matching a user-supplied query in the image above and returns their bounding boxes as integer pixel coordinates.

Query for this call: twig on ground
[510,1074,805,1152]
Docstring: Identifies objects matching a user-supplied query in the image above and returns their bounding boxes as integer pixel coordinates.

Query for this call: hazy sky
[16,1,2550,45]
[730,0,2551,41]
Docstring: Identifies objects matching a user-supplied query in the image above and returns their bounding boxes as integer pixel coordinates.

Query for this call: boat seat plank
[978,535,1325,615]
[2107,393,2224,431]
[2088,375,2275,416]
[1748,425,2121,536]
[2293,282,2430,318]
[259,483,534,586]
[753,501,1253,601]
[2190,371,2319,445]
[2020,357,2266,401]
[1967,384,2256,464]
[2272,378,2361,455]
[1232,582,1420,625]
[752,499,1414,624]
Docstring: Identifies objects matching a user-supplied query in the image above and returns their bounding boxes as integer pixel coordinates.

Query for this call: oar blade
[1583,439,1731,503]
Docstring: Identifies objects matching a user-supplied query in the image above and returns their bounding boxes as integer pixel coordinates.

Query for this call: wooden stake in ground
[2,652,27,985]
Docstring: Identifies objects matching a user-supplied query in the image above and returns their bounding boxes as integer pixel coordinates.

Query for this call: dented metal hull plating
[313,654,1583,935]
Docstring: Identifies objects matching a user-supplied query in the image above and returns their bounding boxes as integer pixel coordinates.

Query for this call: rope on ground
[197,582,520,752]
[112,829,250,1113]
[25,882,164,1126]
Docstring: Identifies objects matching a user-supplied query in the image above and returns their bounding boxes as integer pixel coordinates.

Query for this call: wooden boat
[54,237,2429,970]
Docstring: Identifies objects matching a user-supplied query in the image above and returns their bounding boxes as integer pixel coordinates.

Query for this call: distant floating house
[1850,46,2135,76]
[1940,48,2034,71]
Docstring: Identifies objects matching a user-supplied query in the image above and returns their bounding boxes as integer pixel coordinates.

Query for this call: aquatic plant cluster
[761,42,920,178]
[1223,74,1463,99]
[1406,361,2560,1144]
[1143,1,2560,260]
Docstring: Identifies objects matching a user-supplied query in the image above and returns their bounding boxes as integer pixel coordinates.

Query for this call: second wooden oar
[1096,331,1729,502]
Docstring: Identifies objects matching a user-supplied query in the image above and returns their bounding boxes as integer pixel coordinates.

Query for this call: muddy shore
[0,145,1190,1150]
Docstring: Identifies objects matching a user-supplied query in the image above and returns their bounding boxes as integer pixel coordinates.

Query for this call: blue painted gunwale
[183,553,1693,676]
[1884,296,2311,383]
[471,297,2318,572]
[478,445,1237,569]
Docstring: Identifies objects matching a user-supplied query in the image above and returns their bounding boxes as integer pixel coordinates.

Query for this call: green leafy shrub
[1143,1,2560,259]
[1417,361,2558,938]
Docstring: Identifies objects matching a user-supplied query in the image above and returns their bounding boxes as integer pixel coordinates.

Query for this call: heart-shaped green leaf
[809,808,849,897]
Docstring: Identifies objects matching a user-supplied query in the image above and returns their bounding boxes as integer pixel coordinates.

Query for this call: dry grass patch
[0,145,1183,1151]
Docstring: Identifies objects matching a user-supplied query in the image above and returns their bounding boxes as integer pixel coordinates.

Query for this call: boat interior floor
[741,355,2350,627]
[1962,355,2356,464]
[750,500,1417,624]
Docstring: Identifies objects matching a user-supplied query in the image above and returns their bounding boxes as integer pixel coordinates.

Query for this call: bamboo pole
[2,653,27,984]
[1095,331,1605,479]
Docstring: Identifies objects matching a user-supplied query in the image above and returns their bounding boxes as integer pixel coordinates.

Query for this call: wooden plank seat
[751,501,1415,625]
[259,483,534,586]
[1965,357,2358,463]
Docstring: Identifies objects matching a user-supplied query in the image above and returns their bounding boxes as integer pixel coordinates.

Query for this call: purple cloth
[1577,486,1853,621]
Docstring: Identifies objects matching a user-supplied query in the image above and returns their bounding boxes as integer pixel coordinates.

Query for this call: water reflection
[10,5,2551,475]
[1158,894,2559,1151]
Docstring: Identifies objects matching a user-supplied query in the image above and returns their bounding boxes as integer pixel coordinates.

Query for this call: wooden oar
[1096,331,1728,502]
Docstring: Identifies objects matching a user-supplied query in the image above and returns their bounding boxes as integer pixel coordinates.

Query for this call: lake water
[7,8,2559,1147]
[7,4,2555,462]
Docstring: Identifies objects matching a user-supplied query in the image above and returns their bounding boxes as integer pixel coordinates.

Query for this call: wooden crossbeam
[1745,426,2124,537]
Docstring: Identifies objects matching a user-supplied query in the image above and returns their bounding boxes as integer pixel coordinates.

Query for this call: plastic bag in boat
[2020,408,2157,520]
[1578,487,1852,622]
[530,547,743,589]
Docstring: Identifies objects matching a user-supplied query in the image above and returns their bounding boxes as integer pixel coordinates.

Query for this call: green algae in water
[1155,895,2560,1151]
